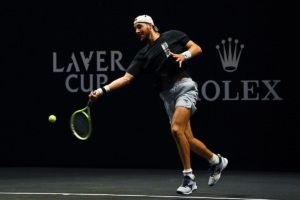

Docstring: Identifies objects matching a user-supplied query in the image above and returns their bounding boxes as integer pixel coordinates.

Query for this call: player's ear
[147,24,153,30]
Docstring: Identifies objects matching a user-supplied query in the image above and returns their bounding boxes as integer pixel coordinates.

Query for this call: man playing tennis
[89,15,228,195]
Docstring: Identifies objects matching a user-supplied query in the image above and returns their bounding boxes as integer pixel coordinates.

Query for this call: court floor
[0,167,299,200]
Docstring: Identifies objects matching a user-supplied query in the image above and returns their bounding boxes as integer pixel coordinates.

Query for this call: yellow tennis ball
[48,115,56,123]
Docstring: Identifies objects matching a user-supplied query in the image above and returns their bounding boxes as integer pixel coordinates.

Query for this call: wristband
[96,88,104,95]
[96,85,110,95]
[103,85,111,93]
[181,50,192,60]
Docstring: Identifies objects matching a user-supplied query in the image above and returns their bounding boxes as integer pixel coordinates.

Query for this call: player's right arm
[89,47,144,101]
[89,72,134,101]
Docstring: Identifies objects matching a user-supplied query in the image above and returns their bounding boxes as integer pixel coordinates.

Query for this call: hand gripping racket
[70,100,93,140]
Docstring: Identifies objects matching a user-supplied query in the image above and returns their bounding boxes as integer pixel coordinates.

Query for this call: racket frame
[70,106,92,140]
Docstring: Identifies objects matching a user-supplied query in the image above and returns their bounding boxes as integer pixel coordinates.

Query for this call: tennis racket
[70,100,93,140]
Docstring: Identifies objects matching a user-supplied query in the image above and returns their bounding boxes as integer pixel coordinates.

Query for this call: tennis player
[89,15,228,195]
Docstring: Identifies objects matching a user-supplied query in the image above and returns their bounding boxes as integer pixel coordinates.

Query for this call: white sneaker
[208,154,228,186]
[176,174,197,195]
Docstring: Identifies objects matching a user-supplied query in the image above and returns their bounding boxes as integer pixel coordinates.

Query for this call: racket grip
[87,99,93,107]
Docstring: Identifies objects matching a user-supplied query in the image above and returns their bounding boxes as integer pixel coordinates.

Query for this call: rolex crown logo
[216,37,245,72]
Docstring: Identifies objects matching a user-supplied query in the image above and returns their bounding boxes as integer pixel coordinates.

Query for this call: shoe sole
[176,184,197,195]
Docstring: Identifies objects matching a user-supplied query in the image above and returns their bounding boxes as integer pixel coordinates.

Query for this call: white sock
[182,168,194,179]
[182,168,193,176]
[209,154,219,165]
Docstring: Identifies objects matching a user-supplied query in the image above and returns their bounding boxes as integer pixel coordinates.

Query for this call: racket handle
[87,99,93,107]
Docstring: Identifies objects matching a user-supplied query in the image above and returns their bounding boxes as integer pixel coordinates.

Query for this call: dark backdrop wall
[1,1,298,171]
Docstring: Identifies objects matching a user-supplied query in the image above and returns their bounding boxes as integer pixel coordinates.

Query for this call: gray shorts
[159,78,199,122]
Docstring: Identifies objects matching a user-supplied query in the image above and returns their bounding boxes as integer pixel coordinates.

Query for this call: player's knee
[186,135,194,144]
[171,124,184,138]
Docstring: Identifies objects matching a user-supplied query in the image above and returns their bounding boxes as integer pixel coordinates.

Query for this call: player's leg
[171,107,191,170]
[184,121,229,186]
[184,121,213,160]
[171,106,197,195]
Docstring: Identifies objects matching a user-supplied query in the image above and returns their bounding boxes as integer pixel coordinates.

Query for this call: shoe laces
[182,175,193,186]
[208,157,222,176]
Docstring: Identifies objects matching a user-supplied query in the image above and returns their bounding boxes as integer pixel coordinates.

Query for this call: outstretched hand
[170,52,185,68]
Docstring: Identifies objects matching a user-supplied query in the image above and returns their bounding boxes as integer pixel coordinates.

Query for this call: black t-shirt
[126,30,191,91]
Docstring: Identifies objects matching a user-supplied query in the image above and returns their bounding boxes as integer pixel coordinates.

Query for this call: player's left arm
[185,40,202,58]
[170,40,202,67]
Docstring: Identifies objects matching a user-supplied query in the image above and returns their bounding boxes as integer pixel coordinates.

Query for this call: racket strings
[73,112,90,137]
